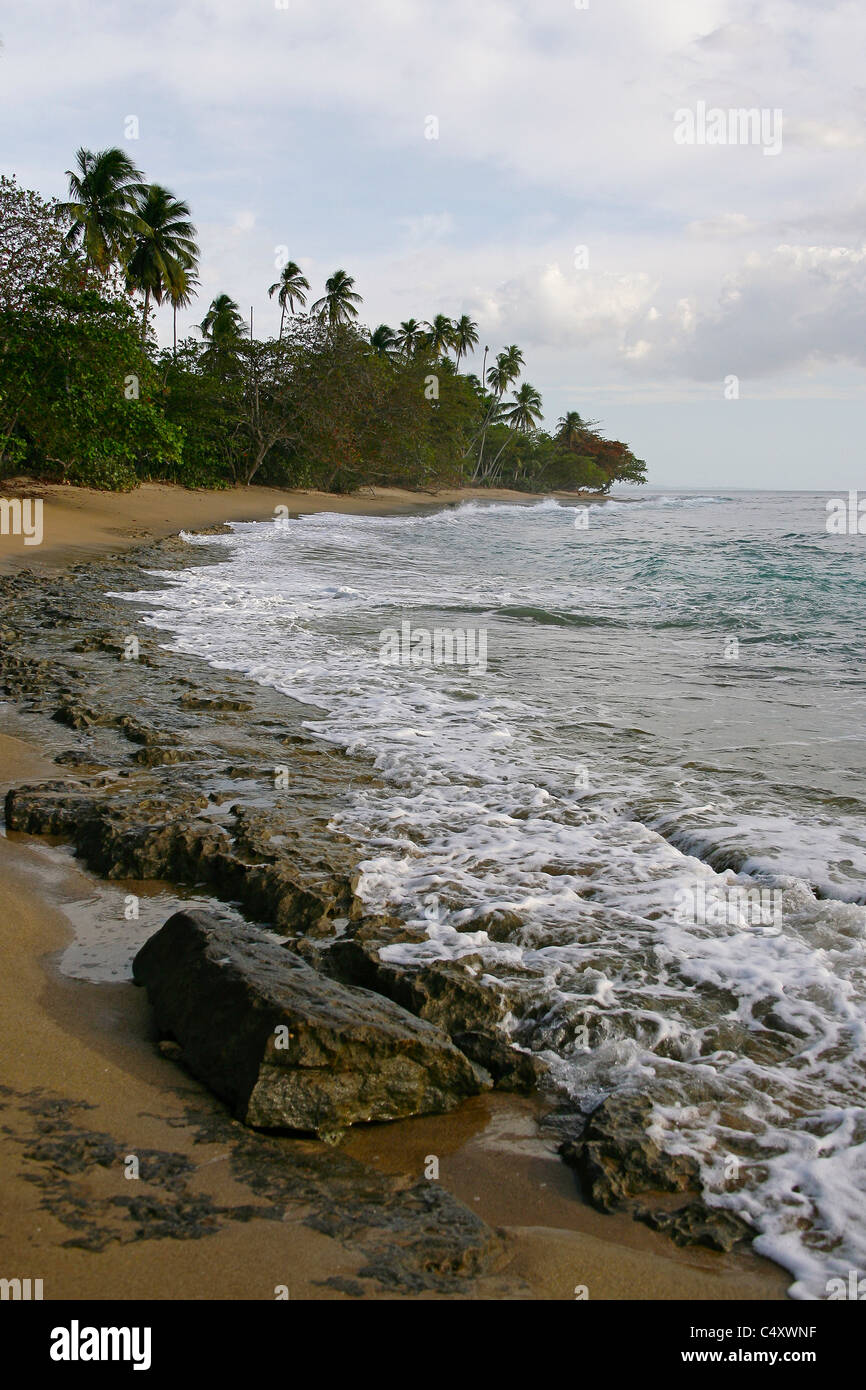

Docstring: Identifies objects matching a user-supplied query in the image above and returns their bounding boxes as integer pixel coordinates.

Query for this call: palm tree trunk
[173,303,177,360]
[141,287,151,348]
[279,302,285,342]
[472,394,502,481]
[488,434,514,483]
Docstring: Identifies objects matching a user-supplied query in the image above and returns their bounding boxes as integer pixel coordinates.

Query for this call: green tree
[311,269,362,328]
[472,344,524,480]
[504,381,543,433]
[486,382,543,482]
[395,319,425,357]
[0,174,81,313]
[425,314,455,358]
[125,184,199,345]
[369,323,397,359]
[159,338,244,487]
[168,263,199,361]
[57,147,145,273]
[556,410,587,447]
[0,282,182,486]
[452,314,479,371]
[200,293,246,369]
[268,260,310,340]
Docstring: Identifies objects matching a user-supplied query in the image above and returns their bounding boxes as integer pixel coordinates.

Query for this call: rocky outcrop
[133,910,487,1139]
[634,1199,753,1253]
[559,1094,701,1209]
[305,921,545,1092]
[2,560,746,1261]
[5,773,543,1090]
[559,1093,752,1251]
[4,783,347,933]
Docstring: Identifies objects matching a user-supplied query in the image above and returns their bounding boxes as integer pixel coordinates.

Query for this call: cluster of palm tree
[470,344,543,482]
[367,312,480,367]
[362,313,543,480]
[204,266,364,359]
[59,147,199,353]
[54,146,548,477]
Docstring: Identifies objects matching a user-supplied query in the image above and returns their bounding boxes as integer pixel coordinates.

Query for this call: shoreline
[0,480,613,574]
[0,487,791,1300]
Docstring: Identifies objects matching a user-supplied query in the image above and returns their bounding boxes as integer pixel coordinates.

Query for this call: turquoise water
[121,488,866,1298]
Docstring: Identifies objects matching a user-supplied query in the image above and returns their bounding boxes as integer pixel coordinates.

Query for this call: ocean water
[119,489,866,1298]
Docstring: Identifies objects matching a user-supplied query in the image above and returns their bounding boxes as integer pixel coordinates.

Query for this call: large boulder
[133,911,486,1139]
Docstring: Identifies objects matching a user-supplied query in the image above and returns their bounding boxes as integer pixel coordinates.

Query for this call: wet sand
[0,480,603,573]
[0,484,792,1300]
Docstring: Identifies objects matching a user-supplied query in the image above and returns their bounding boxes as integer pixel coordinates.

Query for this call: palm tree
[268,260,310,340]
[503,382,543,434]
[395,319,425,357]
[452,314,479,371]
[168,262,199,360]
[487,383,544,483]
[58,146,145,273]
[124,184,199,345]
[369,324,397,359]
[556,411,586,447]
[311,269,362,328]
[498,344,525,382]
[485,357,513,399]
[200,293,246,364]
[473,345,525,481]
[425,314,455,358]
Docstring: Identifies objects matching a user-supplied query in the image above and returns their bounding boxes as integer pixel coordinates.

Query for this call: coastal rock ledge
[133,911,485,1139]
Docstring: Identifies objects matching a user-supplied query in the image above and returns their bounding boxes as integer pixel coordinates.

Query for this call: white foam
[114,494,866,1297]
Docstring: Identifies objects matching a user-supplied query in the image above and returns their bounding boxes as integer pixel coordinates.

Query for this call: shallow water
[117,487,866,1298]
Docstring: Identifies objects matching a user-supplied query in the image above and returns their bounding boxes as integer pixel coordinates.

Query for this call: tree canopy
[0,159,648,495]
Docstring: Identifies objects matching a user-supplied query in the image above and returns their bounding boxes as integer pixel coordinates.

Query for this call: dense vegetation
[0,154,647,493]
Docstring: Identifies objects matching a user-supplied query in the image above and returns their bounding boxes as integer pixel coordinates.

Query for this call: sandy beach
[0,480,602,574]
[0,482,792,1300]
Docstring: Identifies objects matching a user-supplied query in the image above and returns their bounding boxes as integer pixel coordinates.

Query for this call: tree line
[0,150,647,493]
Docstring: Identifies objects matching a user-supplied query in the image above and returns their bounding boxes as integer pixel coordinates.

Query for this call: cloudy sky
[3,0,864,486]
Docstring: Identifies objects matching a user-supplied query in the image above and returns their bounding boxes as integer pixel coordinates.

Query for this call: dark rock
[133,910,486,1139]
[315,926,545,1091]
[634,1199,752,1252]
[132,746,199,766]
[4,784,338,929]
[52,698,97,729]
[180,695,253,712]
[450,1032,541,1091]
[118,716,176,746]
[467,908,524,942]
[559,1093,701,1210]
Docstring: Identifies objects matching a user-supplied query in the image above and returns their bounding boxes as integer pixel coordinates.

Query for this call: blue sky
[2,0,865,487]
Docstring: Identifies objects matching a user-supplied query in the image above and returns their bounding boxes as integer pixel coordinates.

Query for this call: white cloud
[4,0,866,406]
[686,212,757,239]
